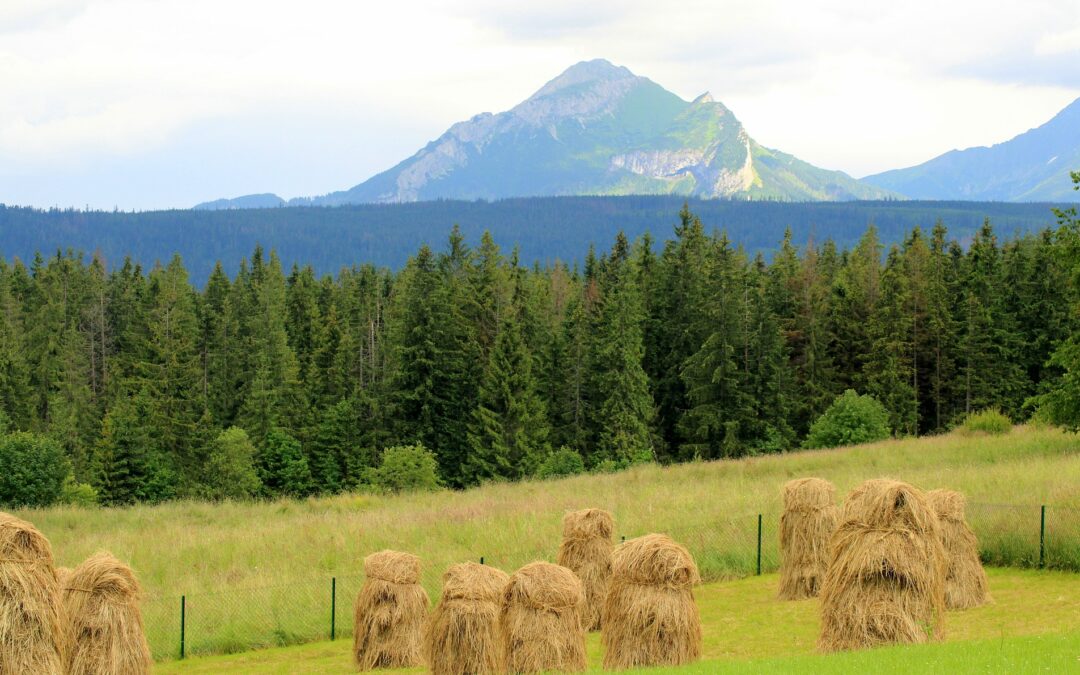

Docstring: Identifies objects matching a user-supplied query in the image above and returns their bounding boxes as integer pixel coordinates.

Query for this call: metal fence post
[1039,505,1046,568]
[179,595,186,659]
[330,577,337,640]
[480,556,484,565]
[756,514,763,576]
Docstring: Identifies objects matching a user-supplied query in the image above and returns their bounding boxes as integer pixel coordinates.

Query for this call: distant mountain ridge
[862,97,1080,202]
[196,59,889,209]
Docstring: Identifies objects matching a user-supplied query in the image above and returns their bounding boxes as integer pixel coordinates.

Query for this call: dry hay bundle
[778,478,840,600]
[818,479,946,652]
[353,550,429,670]
[556,508,614,631]
[424,562,509,675]
[62,551,152,675]
[926,489,990,609]
[500,561,586,674]
[601,533,702,670]
[0,512,64,675]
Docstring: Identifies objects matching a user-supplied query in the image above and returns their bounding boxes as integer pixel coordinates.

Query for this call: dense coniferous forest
[0,197,1068,283]
[2,195,1079,506]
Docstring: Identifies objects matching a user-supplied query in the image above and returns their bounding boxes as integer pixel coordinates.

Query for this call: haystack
[778,478,840,600]
[0,512,64,675]
[818,479,946,652]
[500,561,586,674]
[601,533,702,669]
[927,489,990,609]
[556,508,614,631]
[353,550,429,670]
[425,562,509,675]
[62,551,152,675]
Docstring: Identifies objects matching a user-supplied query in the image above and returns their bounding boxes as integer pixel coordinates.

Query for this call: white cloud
[1,0,1078,207]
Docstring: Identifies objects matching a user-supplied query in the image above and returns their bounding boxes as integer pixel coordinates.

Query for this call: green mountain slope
[315,60,887,204]
[200,60,889,207]
[862,97,1080,202]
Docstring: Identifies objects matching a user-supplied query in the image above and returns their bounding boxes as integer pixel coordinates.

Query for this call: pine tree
[0,259,32,430]
[831,226,882,392]
[308,398,367,492]
[924,222,959,431]
[91,392,174,505]
[591,233,654,465]
[550,281,593,453]
[958,220,1026,416]
[866,246,916,435]
[466,311,549,483]
[139,255,204,485]
[680,233,754,458]
[649,205,711,457]
[389,246,440,450]
[1030,172,1080,427]
[743,255,794,451]
[255,428,313,498]
[425,230,484,487]
[238,250,304,446]
[202,262,241,425]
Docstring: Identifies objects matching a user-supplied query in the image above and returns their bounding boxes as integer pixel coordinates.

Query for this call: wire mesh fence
[143,501,1080,662]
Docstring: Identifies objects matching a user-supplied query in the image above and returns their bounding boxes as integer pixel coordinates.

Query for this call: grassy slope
[18,426,1079,597]
[156,568,1080,673]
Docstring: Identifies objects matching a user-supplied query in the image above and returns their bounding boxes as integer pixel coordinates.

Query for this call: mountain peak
[201,60,893,207]
[531,58,637,99]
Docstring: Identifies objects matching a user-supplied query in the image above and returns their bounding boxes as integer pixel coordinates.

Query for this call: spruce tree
[139,255,204,484]
[238,251,304,446]
[591,234,654,465]
[680,233,754,458]
[466,312,549,482]
[866,246,916,435]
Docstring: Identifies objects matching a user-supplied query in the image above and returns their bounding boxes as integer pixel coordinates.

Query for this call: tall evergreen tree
[590,233,654,465]
[139,255,205,484]
[466,311,549,482]
[238,250,304,446]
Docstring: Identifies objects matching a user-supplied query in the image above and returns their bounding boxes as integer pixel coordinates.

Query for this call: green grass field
[154,568,1080,673]
[10,425,1080,662]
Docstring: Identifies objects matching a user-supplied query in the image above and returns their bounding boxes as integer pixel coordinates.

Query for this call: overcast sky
[2,0,1078,210]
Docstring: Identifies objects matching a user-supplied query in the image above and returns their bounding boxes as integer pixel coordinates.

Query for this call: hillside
[863,97,1080,202]
[198,59,891,207]
[15,426,1080,659]
[1,198,1065,284]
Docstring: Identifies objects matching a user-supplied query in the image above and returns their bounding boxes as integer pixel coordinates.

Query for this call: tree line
[1,197,1063,284]
[2,197,1079,506]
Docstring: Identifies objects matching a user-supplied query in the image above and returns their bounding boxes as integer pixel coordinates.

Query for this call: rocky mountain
[863,97,1080,202]
[198,59,889,208]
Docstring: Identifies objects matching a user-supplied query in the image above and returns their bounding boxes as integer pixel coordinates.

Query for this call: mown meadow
[153,569,1080,673]
[12,425,1080,659]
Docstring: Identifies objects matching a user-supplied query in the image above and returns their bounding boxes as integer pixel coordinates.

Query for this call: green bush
[537,447,586,479]
[957,408,1012,436]
[803,390,891,449]
[0,432,71,507]
[203,427,263,500]
[367,444,441,493]
[60,475,99,506]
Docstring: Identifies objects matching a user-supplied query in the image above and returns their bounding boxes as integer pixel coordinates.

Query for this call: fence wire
[142,501,1080,662]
